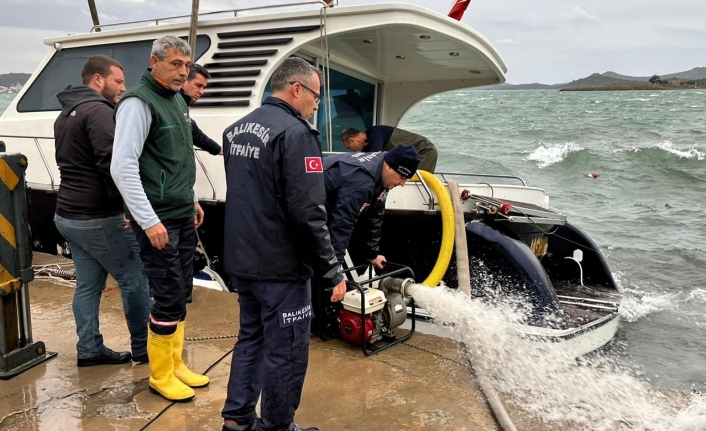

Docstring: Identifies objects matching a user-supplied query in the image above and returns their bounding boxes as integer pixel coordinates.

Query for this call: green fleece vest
[119,70,195,221]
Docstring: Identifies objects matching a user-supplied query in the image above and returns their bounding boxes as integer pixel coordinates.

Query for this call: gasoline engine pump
[313,263,417,356]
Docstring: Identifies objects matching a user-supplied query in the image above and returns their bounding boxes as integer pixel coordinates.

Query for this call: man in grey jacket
[53,55,150,367]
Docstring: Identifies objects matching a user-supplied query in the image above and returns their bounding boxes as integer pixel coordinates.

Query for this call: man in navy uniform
[341,125,436,172]
[323,145,421,269]
[220,58,346,431]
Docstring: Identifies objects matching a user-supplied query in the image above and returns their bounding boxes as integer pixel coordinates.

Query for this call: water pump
[312,263,417,355]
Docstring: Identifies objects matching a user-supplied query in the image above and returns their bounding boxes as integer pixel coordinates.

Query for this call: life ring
[417,170,455,287]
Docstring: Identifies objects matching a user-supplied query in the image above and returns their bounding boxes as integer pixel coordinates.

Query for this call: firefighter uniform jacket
[222,97,343,288]
[323,152,386,265]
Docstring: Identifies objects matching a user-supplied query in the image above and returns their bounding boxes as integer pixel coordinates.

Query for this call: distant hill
[601,71,651,82]
[601,67,706,82]
[497,67,706,90]
[0,73,31,87]
[560,73,642,89]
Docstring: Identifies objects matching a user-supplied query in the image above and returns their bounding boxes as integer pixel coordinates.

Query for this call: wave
[613,141,705,161]
[524,142,584,168]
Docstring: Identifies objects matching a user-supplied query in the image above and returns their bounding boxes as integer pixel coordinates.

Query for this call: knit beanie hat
[383,145,421,179]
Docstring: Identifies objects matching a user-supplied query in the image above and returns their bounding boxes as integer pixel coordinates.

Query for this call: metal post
[188,0,200,60]
[87,0,101,32]
[0,153,56,379]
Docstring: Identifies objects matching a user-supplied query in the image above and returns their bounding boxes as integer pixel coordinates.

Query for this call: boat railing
[90,1,331,32]
[194,149,217,201]
[437,172,527,187]
[0,134,56,191]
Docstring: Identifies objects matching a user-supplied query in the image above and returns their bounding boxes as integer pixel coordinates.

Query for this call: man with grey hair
[220,57,346,431]
[111,35,207,403]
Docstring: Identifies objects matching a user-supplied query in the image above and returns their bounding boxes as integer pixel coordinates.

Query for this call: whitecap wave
[525,142,583,168]
[685,289,706,304]
[657,142,705,160]
[613,142,705,160]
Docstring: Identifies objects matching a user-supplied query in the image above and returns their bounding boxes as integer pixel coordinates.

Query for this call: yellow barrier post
[0,152,57,379]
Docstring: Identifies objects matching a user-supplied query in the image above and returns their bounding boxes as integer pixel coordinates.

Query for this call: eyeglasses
[289,81,321,103]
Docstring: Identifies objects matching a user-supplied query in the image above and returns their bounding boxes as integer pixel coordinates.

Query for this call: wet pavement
[0,254,499,431]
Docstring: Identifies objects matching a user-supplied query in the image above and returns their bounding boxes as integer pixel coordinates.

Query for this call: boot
[173,321,210,388]
[147,328,195,402]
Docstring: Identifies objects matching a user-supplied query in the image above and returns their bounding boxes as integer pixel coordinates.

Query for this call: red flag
[448,0,471,21]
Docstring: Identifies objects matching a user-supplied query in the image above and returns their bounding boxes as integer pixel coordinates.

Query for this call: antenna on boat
[188,0,200,60]
[87,0,101,32]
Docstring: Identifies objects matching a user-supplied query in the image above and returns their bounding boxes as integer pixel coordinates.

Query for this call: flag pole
[188,0,200,60]
[87,0,101,32]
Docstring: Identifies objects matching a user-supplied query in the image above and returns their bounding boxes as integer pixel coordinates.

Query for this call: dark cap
[384,145,420,179]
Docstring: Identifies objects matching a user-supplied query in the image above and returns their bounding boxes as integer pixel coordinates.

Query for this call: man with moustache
[111,36,207,402]
[54,55,150,368]
[180,63,222,155]
[220,57,346,431]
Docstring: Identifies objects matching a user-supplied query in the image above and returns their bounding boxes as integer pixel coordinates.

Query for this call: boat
[0,1,621,357]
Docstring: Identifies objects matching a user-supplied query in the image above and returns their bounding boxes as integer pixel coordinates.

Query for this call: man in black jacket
[341,125,437,172]
[323,146,421,269]
[53,55,150,367]
[180,64,222,155]
[221,58,345,431]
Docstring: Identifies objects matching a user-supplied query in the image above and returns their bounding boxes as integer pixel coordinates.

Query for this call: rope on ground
[138,337,237,431]
[402,340,467,368]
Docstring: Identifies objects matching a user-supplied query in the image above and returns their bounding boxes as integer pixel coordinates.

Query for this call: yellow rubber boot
[173,321,210,388]
[147,328,195,401]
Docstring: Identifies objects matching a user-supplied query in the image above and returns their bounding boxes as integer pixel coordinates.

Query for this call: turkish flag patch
[305,157,323,173]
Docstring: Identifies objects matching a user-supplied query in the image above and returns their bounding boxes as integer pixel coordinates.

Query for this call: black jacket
[180,90,221,155]
[54,85,123,219]
[323,152,386,264]
[222,97,343,287]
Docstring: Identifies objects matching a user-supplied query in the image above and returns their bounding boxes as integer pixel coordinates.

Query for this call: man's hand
[146,223,169,250]
[219,148,224,155]
[194,202,204,228]
[330,278,347,302]
[368,255,387,270]
[123,216,131,229]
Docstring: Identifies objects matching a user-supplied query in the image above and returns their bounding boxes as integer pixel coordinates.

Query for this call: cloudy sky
[1,0,704,84]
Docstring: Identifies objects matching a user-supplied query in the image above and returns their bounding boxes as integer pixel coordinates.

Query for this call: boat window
[260,64,376,152]
[17,36,211,112]
[317,68,376,152]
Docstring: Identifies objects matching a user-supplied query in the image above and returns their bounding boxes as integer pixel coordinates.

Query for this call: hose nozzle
[379,277,415,297]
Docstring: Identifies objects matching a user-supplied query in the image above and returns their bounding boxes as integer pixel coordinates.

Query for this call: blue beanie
[384,145,421,179]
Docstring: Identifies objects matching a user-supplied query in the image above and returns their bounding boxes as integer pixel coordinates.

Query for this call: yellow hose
[417,170,455,287]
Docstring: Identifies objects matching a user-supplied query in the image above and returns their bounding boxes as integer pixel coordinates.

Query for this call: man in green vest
[111,35,207,402]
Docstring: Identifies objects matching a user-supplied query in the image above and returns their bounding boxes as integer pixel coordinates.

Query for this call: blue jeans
[54,214,150,359]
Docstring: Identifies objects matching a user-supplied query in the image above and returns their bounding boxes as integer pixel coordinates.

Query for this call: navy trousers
[132,217,195,335]
[222,277,313,431]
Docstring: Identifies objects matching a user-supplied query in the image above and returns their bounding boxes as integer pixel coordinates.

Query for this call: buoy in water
[558,116,563,120]
[588,172,598,178]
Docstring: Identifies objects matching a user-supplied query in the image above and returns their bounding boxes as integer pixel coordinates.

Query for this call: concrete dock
[1,254,505,431]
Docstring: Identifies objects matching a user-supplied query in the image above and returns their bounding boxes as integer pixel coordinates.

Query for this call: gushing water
[406,284,706,431]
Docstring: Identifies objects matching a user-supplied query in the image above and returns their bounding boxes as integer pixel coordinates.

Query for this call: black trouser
[132,217,195,335]
[221,277,312,431]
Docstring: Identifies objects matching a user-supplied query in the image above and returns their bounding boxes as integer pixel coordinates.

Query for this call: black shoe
[222,421,256,431]
[290,424,319,431]
[77,348,132,367]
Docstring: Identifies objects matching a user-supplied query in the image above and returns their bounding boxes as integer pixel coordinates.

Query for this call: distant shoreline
[561,84,705,92]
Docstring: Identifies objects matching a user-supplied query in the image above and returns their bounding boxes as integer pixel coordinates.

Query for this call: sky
[1,0,704,84]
